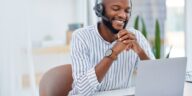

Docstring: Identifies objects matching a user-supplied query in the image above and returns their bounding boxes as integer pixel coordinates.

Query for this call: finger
[123,30,135,36]
[118,30,136,40]
[122,40,130,45]
[123,39,136,45]
[119,33,137,41]
[119,34,129,41]
[128,34,137,40]
[122,40,134,46]
[118,30,128,38]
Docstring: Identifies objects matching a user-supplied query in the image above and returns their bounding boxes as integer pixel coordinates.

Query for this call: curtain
[87,0,98,25]
[0,0,36,96]
[75,0,98,26]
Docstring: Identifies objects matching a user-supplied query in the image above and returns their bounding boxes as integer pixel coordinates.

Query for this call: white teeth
[115,20,124,24]
[117,21,123,23]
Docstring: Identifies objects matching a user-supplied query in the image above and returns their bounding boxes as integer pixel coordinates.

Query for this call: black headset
[93,0,132,18]
[93,0,104,17]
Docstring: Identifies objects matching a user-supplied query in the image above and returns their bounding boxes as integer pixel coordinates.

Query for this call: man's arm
[95,41,126,82]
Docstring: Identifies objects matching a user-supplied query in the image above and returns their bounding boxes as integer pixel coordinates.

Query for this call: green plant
[134,16,140,30]
[134,16,163,59]
[154,20,161,59]
[141,18,147,39]
[134,16,147,39]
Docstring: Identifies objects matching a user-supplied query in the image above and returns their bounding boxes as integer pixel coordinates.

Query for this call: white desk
[183,82,192,96]
[95,87,135,96]
[93,82,192,96]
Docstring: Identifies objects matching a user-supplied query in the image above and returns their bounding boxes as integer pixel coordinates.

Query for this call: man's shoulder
[126,27,145,38]
[126,27,140,34]
[72,25,96,38]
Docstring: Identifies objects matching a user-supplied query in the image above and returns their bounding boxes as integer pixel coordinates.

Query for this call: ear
[94,3,103,17]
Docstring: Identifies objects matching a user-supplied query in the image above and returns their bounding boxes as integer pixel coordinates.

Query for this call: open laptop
[94,57,187,96]
[135,57,187,96]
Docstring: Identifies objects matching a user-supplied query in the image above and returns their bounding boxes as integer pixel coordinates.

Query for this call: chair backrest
[39,64,73,96]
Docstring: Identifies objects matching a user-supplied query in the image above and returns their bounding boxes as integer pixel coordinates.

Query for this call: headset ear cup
[94,3,103,17]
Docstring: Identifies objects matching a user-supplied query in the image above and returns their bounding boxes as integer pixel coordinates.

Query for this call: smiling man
[70,0,155,95]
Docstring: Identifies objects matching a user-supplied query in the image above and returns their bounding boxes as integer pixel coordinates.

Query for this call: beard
[102,17,128,34]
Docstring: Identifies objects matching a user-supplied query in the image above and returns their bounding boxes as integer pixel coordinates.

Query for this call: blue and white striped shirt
[69,24,155,96]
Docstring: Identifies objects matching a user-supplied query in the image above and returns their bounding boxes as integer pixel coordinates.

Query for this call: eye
[125,8,131,13]
[112,6,120,11]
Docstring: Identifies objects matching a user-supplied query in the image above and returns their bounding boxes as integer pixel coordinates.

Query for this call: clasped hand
[113,29,143,54]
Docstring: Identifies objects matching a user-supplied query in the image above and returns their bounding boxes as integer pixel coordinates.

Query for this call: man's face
[103,0,131,31]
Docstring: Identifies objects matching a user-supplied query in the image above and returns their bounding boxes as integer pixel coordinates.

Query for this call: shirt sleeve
[134,29,156,69]
[136,30,156,60]
[70,30,100,96]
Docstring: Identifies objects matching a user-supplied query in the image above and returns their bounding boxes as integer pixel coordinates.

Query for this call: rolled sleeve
[75,68,99,96]
[87,68,100,87]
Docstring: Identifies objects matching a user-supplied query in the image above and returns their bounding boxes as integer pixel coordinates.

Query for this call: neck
[98,22,117,43]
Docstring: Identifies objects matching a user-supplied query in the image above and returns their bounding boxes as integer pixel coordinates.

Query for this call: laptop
[135,57,187,96]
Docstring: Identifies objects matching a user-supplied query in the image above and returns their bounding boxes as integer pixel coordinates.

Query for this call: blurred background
[0,0,191,96]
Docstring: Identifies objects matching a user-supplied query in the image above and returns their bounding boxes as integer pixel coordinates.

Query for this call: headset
[93,0,104,17]
[93,0,132,18]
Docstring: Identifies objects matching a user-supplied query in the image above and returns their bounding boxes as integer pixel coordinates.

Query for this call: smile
[113,20,125,26]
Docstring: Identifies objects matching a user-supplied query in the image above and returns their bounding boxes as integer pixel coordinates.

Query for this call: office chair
[39,64,73,96]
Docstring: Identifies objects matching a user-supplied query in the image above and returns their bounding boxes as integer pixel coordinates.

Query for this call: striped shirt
[69,24,155,96]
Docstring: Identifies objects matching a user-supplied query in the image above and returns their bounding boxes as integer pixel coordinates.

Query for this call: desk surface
[183,82,192,96]
[93,82,192,96]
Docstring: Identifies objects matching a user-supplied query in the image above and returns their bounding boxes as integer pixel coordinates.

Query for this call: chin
[112,24,125,30]
[114,27,124,30]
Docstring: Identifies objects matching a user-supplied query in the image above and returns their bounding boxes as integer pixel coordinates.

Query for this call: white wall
[31,0,76,43]
[0,0,31,95]
[75,0,87,25]
[0,0,76,95]
[185,0,192,72]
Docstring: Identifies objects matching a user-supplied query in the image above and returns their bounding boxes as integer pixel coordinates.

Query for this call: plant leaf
[141,17,147,39]
[134,16,140,30]
[155,19,161,59]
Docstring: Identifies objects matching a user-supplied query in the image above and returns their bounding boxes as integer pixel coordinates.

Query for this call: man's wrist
[105,49,118,60]
[111,49,118,60]
[137,48,144,55]
[137,49,150,60]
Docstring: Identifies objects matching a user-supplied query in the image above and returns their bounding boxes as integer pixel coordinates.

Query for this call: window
[165,0,185,57]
